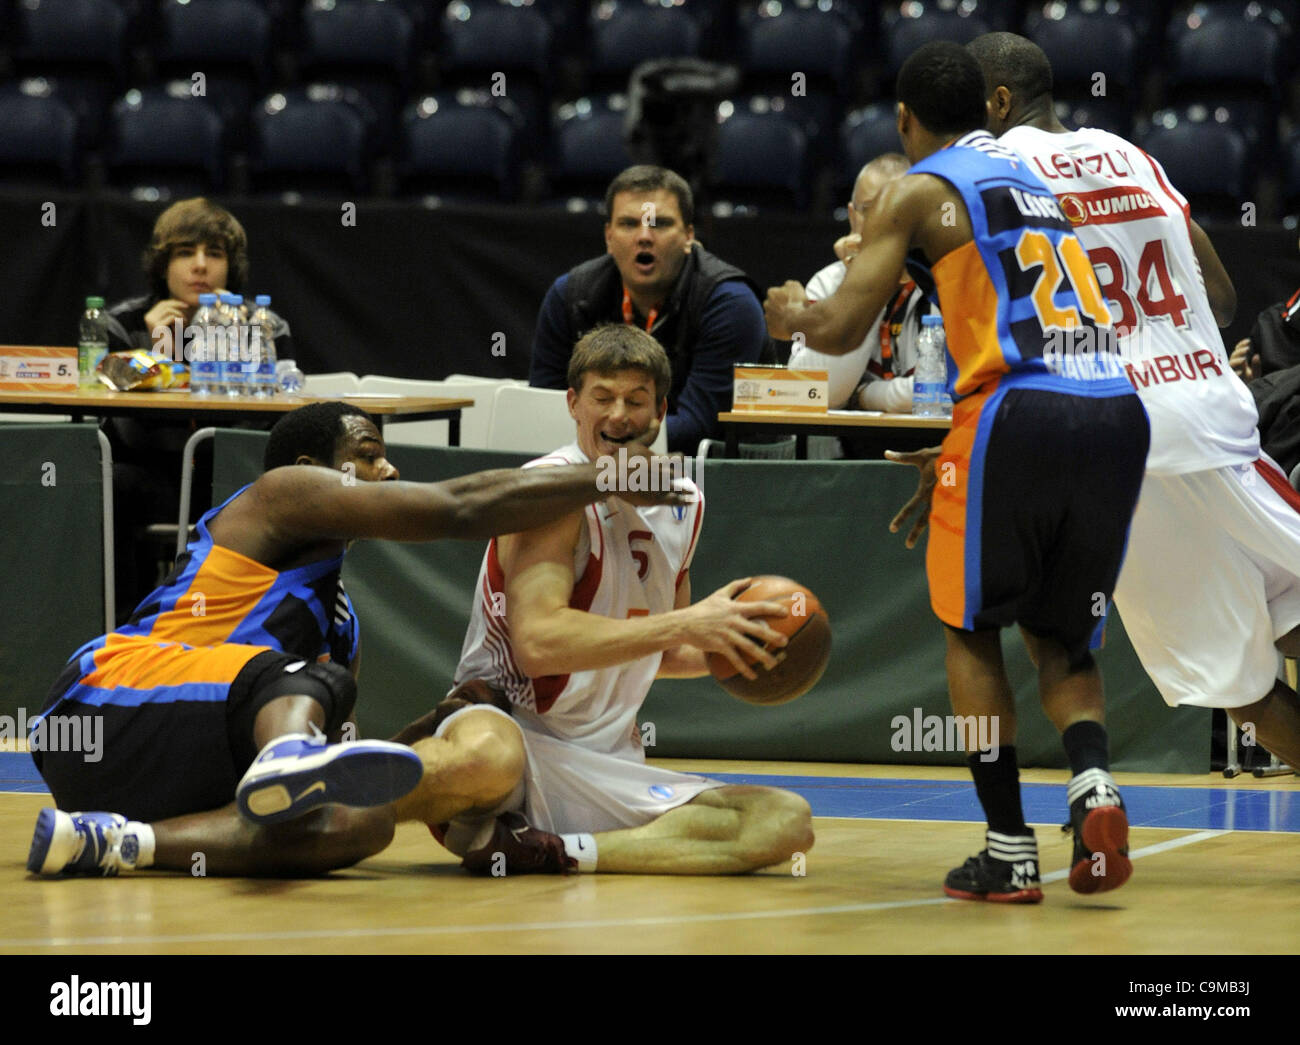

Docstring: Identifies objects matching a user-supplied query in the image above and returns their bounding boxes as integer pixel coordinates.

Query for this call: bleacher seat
[0,83,81,187]
[1136,106,1251,222]
[737,0,856,163]
[712,103,809,211]
[588,1,704,94]
[156,0,272,147]
[841,102,901,190]
[549,94,634,206]
[398,92,523,201]
[439,0,553,146]
[297,0,415,151]
[881,0,993,79]
[249,86,374,196]
[1027,1,1139,137]
[11,0,130,141]
[1165,2,1289,160]
[107,86,226,197]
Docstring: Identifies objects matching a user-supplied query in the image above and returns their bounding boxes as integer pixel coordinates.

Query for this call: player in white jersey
[388,324,814,874]
[969,33,1300,770]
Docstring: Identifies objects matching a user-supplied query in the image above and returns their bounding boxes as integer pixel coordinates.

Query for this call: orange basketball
[706,576,831,706]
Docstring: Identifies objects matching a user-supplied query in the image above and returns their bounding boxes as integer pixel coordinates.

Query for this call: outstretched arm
[764,177,922,354]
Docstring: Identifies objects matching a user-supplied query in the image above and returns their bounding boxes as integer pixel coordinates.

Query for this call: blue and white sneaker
[235,732,424,825]
[27,809,143,876]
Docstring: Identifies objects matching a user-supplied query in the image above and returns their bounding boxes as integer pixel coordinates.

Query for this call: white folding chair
[302,371,361,395]
[487,385,576,453]
[444,374,528,386]
[357,375,496,448]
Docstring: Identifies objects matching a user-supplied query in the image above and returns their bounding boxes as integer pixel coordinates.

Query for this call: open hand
[682,578,790,680]
[885,446,944,549]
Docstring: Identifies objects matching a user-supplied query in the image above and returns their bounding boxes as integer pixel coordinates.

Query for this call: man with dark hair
[765,41,1150,903]
[394,323,812,875]
[530,164,770,452]
[27,402,688,877]
[968,33,1300,774]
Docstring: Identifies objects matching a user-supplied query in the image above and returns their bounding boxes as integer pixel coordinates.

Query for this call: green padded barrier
[209,431,1209,771]
[0,424,106,721]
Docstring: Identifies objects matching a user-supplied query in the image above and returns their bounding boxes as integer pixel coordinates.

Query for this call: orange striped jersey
[905,130,1133,401]
[63,485,358,685]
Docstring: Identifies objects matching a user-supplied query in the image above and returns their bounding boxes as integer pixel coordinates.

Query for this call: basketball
[707,576,831,705]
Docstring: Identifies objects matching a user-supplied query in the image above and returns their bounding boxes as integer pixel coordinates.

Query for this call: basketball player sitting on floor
[389,324,814,874]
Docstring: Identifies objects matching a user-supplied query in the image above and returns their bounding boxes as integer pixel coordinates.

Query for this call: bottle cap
[230,294,243,305]
[921,315,943,327]
[255,295,271,307]
[199,293,217,305]
[85,296,105,308]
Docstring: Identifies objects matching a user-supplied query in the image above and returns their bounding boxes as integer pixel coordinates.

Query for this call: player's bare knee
[741,789,814,869]
[459,724,525,806]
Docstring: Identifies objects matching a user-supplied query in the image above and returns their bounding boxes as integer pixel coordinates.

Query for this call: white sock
[120,822,155,870]
[560,833,598,872]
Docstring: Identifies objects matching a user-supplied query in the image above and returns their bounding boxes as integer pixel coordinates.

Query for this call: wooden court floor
[2,760,1296,955]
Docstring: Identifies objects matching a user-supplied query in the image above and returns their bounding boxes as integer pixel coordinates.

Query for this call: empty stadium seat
[881,0,993,79]
[156,0,272,145]
[249,86,373,196]
[297,0,415,150]
[550,94,634,205]
[711,103,809,211]
[0,83,81,187]
[841,102,901,189]
[1165,2,1288,158]
[398,92,523,201]
[1026,1,1139,120]
[439,0,553,144]
[107,86,226,196]
[11,0,129,140]
[1136,107,1251,222]
[588,1,704,94]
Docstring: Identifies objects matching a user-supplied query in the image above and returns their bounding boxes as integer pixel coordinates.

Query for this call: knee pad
[251,659,358,735]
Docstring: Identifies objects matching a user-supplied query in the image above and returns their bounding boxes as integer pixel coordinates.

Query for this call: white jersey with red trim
[454,443,705,758]
[1001,124,1259,475]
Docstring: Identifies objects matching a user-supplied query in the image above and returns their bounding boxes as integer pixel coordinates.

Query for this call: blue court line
[700,772,1300,834]
[4,754,1296,833]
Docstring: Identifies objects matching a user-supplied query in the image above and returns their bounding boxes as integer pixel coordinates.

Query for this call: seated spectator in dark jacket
[529,166,768,452]
[103,198,293,623]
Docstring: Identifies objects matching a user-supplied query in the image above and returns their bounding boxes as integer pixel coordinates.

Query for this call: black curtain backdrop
[1,190,1296,380]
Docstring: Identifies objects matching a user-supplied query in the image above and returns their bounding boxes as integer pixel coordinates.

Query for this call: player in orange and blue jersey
[765,42,1150,903]
[28,401,690,877]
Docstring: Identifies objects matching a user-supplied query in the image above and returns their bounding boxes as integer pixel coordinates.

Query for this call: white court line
[0,829,1229,950]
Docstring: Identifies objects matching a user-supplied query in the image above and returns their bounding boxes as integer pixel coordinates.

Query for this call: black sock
[1062,720,1110,777]
[969,745,1027,837]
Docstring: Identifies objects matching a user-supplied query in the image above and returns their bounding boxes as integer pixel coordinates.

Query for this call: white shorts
[1113,456,1300,708]
[432,705,723,848]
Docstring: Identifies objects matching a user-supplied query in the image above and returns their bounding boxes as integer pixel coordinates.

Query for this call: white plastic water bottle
[913,315,949,418]
[78,296,108,389]
[191,292,219,395]
[220,293,246,397]
[250,295,278,398]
